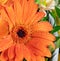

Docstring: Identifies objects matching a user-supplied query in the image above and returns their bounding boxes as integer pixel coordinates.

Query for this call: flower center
[11,26,31,43]
[17,29,26,38]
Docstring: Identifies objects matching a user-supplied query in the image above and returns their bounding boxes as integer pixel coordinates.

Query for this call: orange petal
[5,6,15,25]
[29,12,45,25]
[29,40,51,57]
[19,0,23,5]
[39,38,55,49]
[15,57,21,61]
[42,47,51,57]
[0,50,8,61]
[37,46,51,57]
[0,20,8,38]
[8,44,15,59]
[14,0,23,25]
[0,35,13,52]
[32,31,55,41]
[8,59,14,61]
[0,0,8,4]
[26,11,45,26]
[5,0,14,6]
[36,56,45,61]
[31,54,36,61]
[25,0,38,25]
[27,42,44,56]
[27,0,37,18]
[27,38,47,48]
[32,21,53,31]
[27,38,55,56]
[22,0,28,23]
[0,8,13,31]
[23,44,31,61]
[40,38,55,48]
[28,38,55,48]
[15,43,23,61]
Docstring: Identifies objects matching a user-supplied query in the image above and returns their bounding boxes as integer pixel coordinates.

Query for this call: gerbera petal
[5,0,14,6]
[27,0,37,18]
[31,54,36,61]
[15,43,23,61]
[0,8,13,31]
[0,35,13,52]
[14,0,23,25]
[37,46,51,57]
[36,56,45,61]
[41,47,51,57]
[32,21,53,31]
[0,20,8,38]
[5,6,15,25]
[32,31,55,41]
[15,57,21,61]
[27,38,48,47]
[23,44,31,61]
[27,38,55,57]
[26,11,45,26]
[8,44,15,59]
[27,43,44,56]
[0,50,8,61]
[32,12,45,24]
[22,0,29,23]
[25,0,38,25]
[41,38,55,48]
[0,0,7,4]
[29,38,55,49]
[18,0,23,5]
[28,38,51,57]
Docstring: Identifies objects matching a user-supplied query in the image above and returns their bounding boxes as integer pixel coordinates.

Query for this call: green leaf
[51,26,60,34]
[35,0,46,6]
[55,6,60,18]
[56,36,60,41]
[45,58,48,61]
[58,0,60,4]
[49,45,55,53]
[55,38,60,48]
[35,0,40,4]
[41,17,48,21]
[49,11,56,20]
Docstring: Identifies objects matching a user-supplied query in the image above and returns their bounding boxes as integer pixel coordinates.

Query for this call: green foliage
[51,26,60,34]
[35,0,46,6]
[55,38,60,48]
[49,10,57,20]
[55,5,60,18]
[45,58,48,61]
[35,0,40,4]
[41,17,48,21]
[56,36,60,41]
[58,0,60,4]
[49,45,55,53]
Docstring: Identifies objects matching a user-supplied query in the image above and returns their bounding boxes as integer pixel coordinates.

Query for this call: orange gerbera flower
[0,0,55,61]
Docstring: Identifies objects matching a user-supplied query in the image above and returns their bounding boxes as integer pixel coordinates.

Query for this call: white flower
[39,0,55,10]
